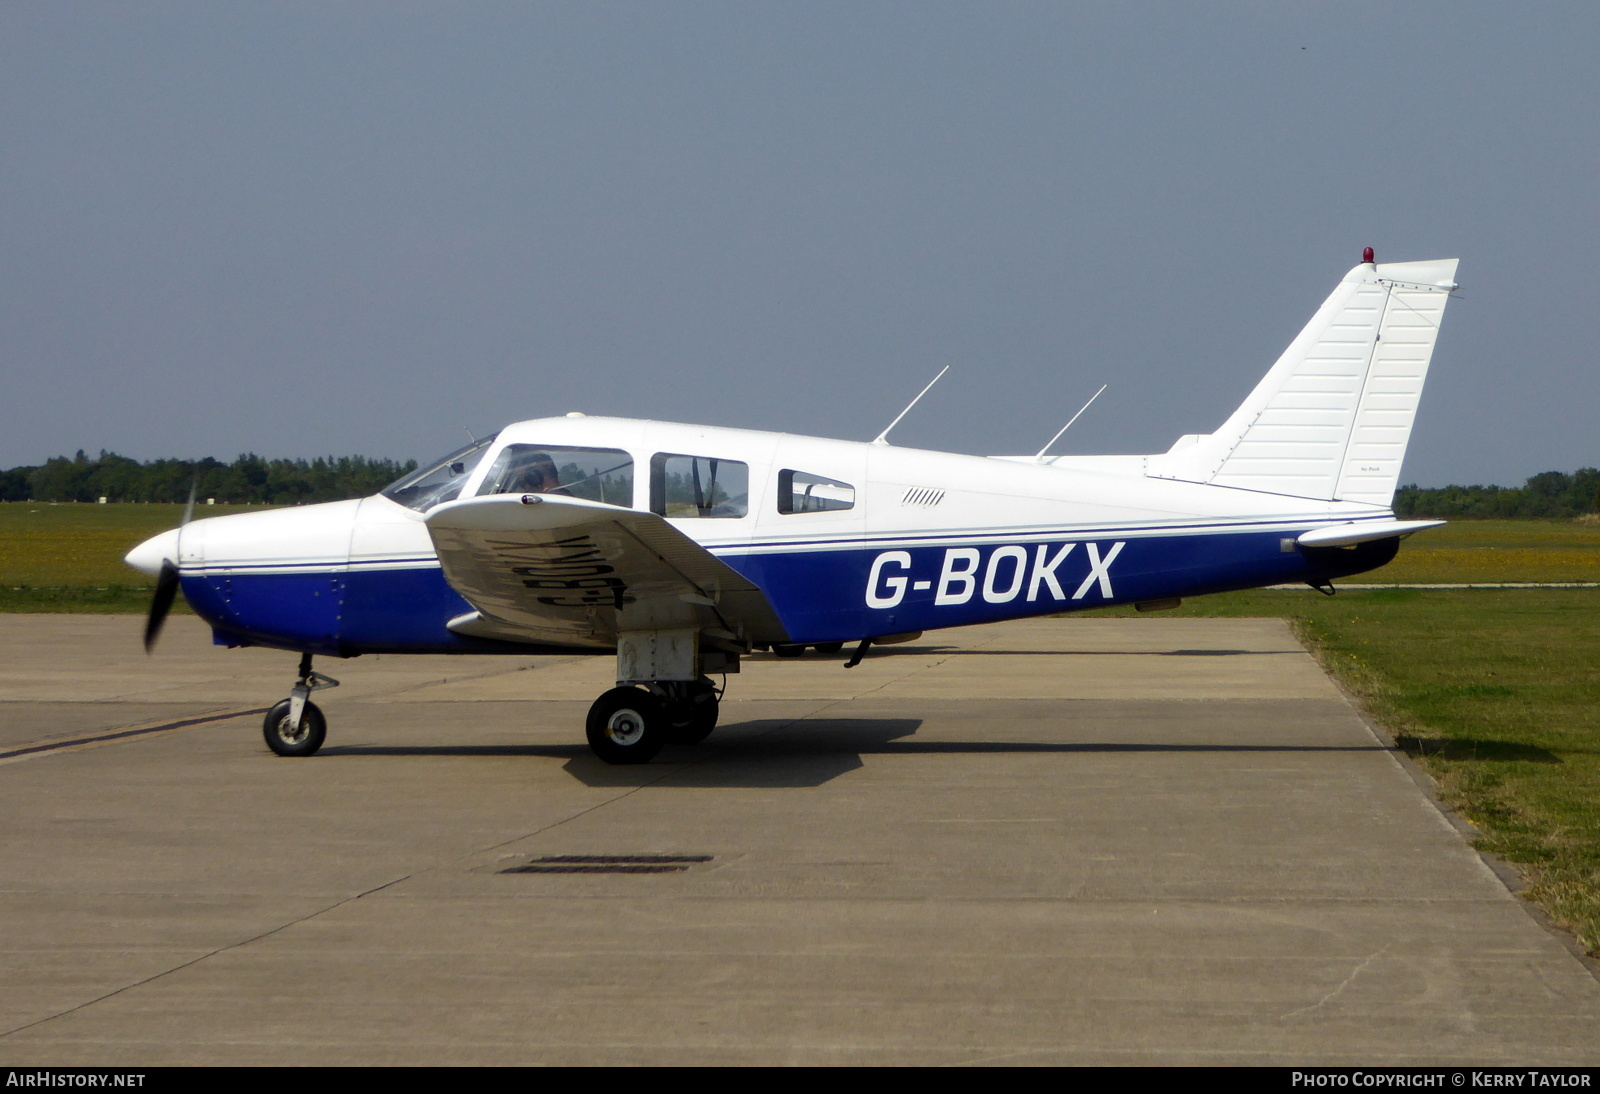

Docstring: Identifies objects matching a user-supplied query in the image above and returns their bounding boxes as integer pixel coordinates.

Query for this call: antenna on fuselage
[871,365,950,446]
[1034,384,1108,462]
[464,427,478,443]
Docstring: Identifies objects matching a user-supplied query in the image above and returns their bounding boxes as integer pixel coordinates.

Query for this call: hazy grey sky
[3,3,1596,486]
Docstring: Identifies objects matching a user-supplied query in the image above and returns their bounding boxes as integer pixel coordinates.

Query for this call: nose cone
[125,527,181,577]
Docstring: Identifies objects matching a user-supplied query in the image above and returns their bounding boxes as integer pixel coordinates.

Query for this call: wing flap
[425,494,787,647]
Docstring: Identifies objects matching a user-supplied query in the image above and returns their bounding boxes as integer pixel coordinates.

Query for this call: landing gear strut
[584,629,734,764]
[263,651,340,757]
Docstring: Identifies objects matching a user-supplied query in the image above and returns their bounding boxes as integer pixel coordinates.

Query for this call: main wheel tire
[812,641,845,655]
[263,699,327,757]
[771,643,805,658]
[586,687,668,764]
[665,694,719,745]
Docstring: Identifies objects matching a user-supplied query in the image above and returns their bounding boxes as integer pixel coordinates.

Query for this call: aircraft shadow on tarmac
[322,718,925,788]
[322,716,1406,789]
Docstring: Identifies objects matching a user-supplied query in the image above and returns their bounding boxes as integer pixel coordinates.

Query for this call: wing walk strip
[0,706,268,766]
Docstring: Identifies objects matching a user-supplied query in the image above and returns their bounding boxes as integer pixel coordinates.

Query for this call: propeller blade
[142,478,196,653]
[144,559,180,653]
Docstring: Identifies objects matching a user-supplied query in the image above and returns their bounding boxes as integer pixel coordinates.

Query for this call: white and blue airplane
[126,251,1458,764]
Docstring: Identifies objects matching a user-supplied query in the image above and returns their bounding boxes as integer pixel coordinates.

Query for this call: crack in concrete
[0,874,413,1041]
[1280,947,1388,1019]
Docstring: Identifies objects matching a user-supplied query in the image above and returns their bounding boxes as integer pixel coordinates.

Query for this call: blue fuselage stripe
[181,526,1340,654]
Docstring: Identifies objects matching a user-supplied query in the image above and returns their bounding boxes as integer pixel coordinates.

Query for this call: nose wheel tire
[586,687,668,764]
[771,643,805,657]
[263,699,327,757]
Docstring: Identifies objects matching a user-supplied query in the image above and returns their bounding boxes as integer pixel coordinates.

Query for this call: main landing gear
[585,628,736,764]
[585,676,721,765]
[263,651,340,757]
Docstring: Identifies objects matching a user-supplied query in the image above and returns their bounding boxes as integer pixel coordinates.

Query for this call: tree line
[1,450,1595,518]
[0,450,417,505]
[1394,468,1600,520]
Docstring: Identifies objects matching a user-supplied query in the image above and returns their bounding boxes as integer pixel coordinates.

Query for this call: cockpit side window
[476,445,634,506]
[650,453,748,518]
[381,434,499,512]
[777,469,855,513]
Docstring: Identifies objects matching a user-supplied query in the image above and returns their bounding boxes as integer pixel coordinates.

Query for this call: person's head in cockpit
[511,453,563,494]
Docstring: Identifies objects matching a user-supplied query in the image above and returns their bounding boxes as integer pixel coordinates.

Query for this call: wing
[424,493,789,649]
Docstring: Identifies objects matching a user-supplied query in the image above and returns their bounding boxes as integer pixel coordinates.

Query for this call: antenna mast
[1034,384,1107,461]
[872,366,950,446]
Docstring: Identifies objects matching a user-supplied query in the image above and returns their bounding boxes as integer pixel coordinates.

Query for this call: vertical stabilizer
[1146,257,1458,505]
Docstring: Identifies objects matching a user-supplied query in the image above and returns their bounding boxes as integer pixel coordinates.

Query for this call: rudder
[1146,255,1458,505]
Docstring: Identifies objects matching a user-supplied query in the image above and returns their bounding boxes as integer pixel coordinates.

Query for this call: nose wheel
[263,698,327,756]
[264,652,339,757]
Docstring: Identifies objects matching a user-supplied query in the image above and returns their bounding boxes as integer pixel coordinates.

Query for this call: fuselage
[126,416,1400,657]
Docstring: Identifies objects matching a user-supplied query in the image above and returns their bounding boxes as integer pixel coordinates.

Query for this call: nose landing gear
[263,652,340,757]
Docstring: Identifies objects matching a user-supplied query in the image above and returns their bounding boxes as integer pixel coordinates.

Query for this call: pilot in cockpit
[504,452,571,496]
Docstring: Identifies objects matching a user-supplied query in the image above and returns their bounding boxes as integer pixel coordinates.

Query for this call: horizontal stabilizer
[1147,257,1458,506]
[1296,519,1445,548]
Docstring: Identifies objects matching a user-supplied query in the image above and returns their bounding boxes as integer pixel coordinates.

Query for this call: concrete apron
[0,614,1596,1065]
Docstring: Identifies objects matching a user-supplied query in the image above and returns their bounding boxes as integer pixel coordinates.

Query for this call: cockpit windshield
[381,433,499,512]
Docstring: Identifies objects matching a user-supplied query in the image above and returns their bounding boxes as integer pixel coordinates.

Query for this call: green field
[0,502,263,611]
[3,503,1599,954]
[1362,518,1600,584]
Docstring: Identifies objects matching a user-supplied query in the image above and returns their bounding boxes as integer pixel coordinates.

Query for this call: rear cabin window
[476,445,635,506]
[650,453,749,518]
[777,469,855,514]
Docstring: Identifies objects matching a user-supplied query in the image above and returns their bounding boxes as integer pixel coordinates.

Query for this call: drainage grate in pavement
[501,854,714,875]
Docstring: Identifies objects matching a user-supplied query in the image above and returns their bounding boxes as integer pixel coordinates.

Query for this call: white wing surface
[424,494,787,648]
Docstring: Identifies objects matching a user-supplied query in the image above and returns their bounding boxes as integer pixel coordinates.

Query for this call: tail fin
[1146,256,1459,506]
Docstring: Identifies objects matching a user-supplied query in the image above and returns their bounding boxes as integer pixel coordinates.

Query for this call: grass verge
[0,585,186,613]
